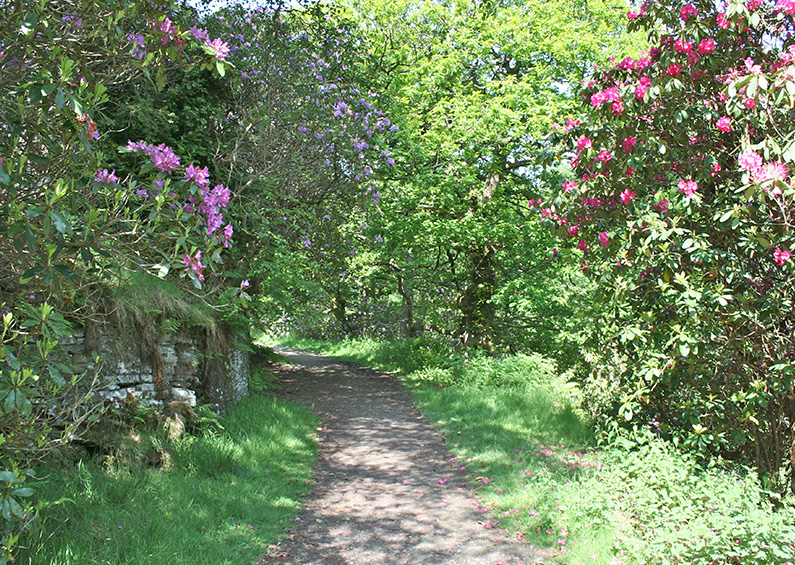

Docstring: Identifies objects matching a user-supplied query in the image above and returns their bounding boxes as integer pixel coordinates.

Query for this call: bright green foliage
[326,0,644,351]
[547,0,795,491]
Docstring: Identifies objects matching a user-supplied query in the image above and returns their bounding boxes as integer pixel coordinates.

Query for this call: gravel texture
[257,347,550,565]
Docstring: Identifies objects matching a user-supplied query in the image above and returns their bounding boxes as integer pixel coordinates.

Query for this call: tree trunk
[457,244,496,352]
[332,284,351,334]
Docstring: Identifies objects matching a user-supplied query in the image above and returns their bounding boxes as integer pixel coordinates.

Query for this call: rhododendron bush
[0,1,235,557]
[548,0,795,491]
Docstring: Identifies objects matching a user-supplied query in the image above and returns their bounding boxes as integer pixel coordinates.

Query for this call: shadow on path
[256,347,550,565]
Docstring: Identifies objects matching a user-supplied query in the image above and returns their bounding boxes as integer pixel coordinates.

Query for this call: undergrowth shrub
[563,433,795,564]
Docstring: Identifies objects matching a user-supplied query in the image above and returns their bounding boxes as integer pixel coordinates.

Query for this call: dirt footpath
[257,347,549,565]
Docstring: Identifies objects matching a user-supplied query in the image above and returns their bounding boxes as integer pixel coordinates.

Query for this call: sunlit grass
[18,395,318,565]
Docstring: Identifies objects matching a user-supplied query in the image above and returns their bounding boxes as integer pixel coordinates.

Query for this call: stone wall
[60,323,249,411]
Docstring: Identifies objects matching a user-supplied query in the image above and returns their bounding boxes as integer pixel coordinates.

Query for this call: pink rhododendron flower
[563,180,578,192]
[568,225,579,236]
[635,77,651,100]
[777,0,795,15]
[577,136,592,152]
[674,38,693,53]
[598,231,610,247]
[620,189,636,204]
[598,150,612,163]
[744,58,762,75]
[578,240,588,252]
[618,57,636,72]
[774,247,792,265]
[622,136,637,153]
[754,162,788,194]
[748,0,763,10]
[743,97,756,109]
[654,199,669,213]
[715,116,731,132]
[678,178,698,198]
[738,151,764,172]
[625,166,634,176]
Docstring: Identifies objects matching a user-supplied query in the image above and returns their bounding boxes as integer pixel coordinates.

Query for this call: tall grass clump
[264,334,795,564]
[16,395,318,565]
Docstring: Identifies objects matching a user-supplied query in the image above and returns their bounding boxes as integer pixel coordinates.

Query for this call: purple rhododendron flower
[95,168,118,183]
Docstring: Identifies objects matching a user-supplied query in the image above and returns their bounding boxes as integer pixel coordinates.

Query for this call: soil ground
[257,347,552,565]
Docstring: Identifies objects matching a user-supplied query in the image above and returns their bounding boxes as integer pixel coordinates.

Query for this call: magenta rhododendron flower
[576,136,592,152]
[715,116,731,132]
[654,199,669,214]
[666,63,682,77]
[185,163,210,187]
[578,240,588,252]
[674,38,693,53]
[774,247,792,265]
[598,231,610,247]
[680,3,698,21]
[622,136,637,153]
[598,150,612,163]
[697,38,716,55]
[620,189,636,204]
[635,77,651,100]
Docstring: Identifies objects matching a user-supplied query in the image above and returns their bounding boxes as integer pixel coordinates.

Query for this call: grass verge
[17,393,317,565]
[261,334,795,565]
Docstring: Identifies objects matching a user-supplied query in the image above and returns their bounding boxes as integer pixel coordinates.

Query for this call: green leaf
[0,471,17,483]
[155,67,166,91]
[55,88,65,110]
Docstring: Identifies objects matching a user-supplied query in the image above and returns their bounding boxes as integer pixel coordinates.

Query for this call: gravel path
[257,347,549,565]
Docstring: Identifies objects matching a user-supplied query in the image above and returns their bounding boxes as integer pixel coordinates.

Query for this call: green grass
[262,334,795,564]
[18,395,318,565]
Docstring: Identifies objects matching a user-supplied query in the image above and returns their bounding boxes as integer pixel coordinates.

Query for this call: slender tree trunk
[332,283,351,334]
[397,274,416,338]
